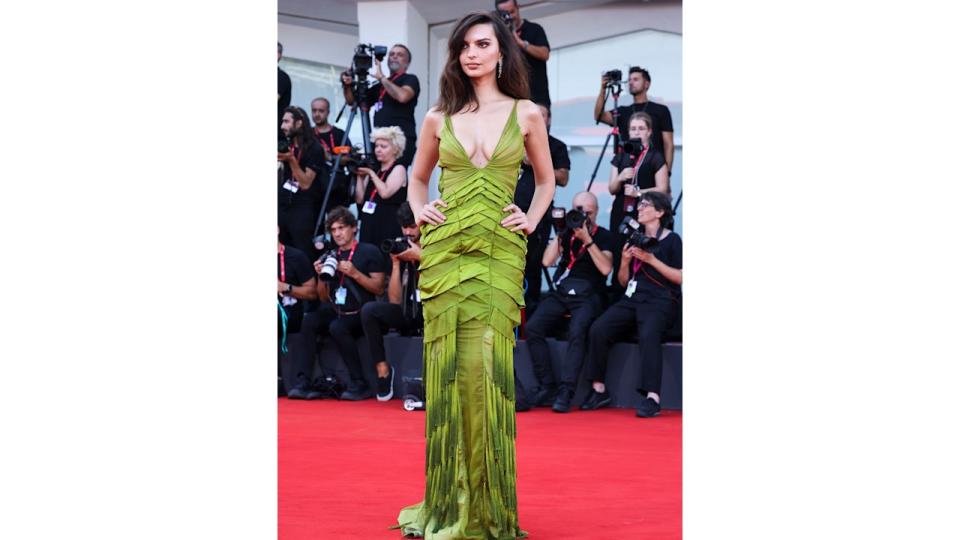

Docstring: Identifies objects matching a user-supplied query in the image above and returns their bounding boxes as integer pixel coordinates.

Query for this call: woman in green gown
[393,12,556,540]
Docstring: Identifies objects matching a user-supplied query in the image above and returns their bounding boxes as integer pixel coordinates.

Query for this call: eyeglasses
[637,201,655,210]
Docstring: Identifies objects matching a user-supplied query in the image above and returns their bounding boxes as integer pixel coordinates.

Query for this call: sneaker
[579,389,612,411]
[377,365,395,401]
[532,385,558,408]
[287,378,309,400]
[635,397,661,418]
[551,387,574,413]
[340,381,372,401]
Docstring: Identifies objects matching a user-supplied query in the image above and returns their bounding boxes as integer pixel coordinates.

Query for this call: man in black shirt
[310,207,386,401]
[496,0,551,107]
[311,97,354,210]
[278,106,328,262]
[278,237,318,398]
[278,42,291,134]
[340,44,420,166]
[516,104,569,315]
[594,66,675,172]
[524,192,615,413]
[360,202,424,401]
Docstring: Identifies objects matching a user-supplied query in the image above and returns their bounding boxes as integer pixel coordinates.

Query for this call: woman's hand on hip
[417,198,448,226]
[501,204,534,235]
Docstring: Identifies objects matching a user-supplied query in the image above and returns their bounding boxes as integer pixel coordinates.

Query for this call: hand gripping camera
[550,206,588,234]
[618,216,659,251]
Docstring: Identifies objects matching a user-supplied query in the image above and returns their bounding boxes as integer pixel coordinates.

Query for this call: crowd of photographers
[277,0,682,418]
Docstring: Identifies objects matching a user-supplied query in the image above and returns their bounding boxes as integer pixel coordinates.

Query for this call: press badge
[362,200,377,214]
[414,289,421,302]
[374,100,384,112]
[282,179,300,193]
[625,279,637,298]
[281,295,298,307]
[334,287,347,305]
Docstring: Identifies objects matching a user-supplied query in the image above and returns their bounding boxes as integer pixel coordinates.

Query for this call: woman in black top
[581,191,682,418]
[607,111,669,232]
[355,126,409,249]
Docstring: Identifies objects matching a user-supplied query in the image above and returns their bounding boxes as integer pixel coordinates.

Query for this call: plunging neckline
[445,100,517,170]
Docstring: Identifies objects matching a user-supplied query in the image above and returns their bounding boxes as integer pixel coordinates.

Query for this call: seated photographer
[341,44,420,166]
[278,234,318,398]
[582,191,681,418]
[278,105,329,262]
[524,192,615,413]
[354,126,408,252]
[301,207,386,401]
[311,97,354,210]
[360,202,424,401]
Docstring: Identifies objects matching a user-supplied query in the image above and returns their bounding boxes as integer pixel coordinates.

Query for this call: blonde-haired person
[354,125,408,250]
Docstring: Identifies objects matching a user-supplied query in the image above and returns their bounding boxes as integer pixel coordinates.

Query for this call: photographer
[495,0,551,107]
[595,67,674,172]
[278,235,318,398]
[341,44,420,166]
[359,202,424,401]
[308,207,387,401]
[278,106,329,262]
[354,126,408,251]
[608,112,669,231]
[582,191,681,418]
[516,104,569,314]
[311,97,354,210]
[525,192,615,413]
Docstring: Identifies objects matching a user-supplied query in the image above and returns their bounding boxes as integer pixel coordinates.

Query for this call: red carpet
[279,398,681,539]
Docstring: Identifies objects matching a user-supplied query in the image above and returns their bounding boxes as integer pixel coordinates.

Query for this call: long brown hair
[436,12,529,116]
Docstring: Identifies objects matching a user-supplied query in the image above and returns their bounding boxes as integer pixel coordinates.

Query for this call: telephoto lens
[278,136,291,154]
[317,253,339,281]
[380,236,409,255]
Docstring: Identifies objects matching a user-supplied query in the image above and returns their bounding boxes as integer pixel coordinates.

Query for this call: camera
[565,208,587,230]
[341,147,378,175]
[351,43,388,77]
[278,136,291,154]
[316,252,339,281]
[603,69,622,84]
[621,138,645,156]
[497,9,514,31]
[380,236,410,255]
[619,216,659,251]
[312,235,328,252]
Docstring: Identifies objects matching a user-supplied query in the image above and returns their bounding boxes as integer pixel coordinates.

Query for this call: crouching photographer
[291,207,386,401]
[524,192,615,413]
[582,191,682,418]
[360,202,424,401]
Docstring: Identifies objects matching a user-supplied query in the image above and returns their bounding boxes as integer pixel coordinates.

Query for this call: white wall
[278,23,358,67]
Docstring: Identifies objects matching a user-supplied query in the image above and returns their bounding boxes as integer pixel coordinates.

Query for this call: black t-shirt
[278,138,327,210]
[612,101,674,154]
[552,225,616,292]
[518,21,551,107]
[399,260,422,323]
[278,68,292,125]
[515,134,570,213]
[626,231,682,302]
[363,72,420,137]
[314,125,351,153]
[330,241,387,313]
[279,244,315,328]
[608,148,666,231]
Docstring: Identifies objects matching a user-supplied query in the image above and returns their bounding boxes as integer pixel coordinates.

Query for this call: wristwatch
[523,40,529,50]
[286,283,294,294]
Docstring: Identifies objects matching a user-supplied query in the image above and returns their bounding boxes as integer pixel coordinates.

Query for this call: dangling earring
[497,58,503,79]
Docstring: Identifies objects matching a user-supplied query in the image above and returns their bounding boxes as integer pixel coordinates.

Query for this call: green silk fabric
[393,101,528,539]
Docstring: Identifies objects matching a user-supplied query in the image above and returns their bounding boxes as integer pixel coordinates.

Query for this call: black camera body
[342,147,379,175]
[551,206,588,234]
[497,9,514,31]
[380,236,410,255]
[352,43,388,76]
[604,69,622,84]
[278,136,291,154]
[621,138,645,157]
[619,216,659,251]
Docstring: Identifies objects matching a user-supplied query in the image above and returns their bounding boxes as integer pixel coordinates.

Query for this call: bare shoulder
[515,99,544,136]
[422,107,445,138]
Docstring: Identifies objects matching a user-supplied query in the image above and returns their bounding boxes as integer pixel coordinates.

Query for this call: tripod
[585,82,623,192]
[310,77,375,248]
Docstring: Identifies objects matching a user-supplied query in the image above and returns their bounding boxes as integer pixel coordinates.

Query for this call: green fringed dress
[394,100,528,539]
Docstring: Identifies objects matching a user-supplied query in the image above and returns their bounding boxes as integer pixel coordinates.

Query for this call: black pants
[524,291,605,391]
[523,231,548,316]
[298,304,365,384]
[586,296,676,395]
[360,301,421,364]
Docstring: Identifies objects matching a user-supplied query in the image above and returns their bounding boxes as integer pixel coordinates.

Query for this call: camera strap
[556,224,599,284]
[366,163,396,203]
[629,226,663,278]
[337,240,359,288]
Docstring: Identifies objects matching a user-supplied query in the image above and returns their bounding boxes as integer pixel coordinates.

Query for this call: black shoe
[287,378,309,400]
[377,365,395,401]
[340,381,372,401]
[551,387,574,413]
[532,385,558,408]
[579,389,612,411]
[304,387,323,400]
[636,397,661,418]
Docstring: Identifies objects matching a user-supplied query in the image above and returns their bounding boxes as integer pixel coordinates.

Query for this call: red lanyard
[566,224,599,270]
[278,244,286,283]
[629,146,649,183]
[367,163,395,202]
[316,129,335,151]
[378,71,403,102]
[337,240,358,286]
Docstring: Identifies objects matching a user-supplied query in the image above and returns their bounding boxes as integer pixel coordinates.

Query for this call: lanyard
[367,163,395,202]
[278,244,286,283]
[629,226,663,276]
[378,71,404,102]
[315,129,336,151]
[337,240,358,287]
[565,224,600,270]
[628,146,649,185]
